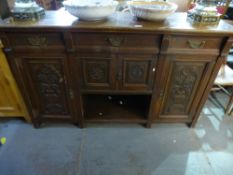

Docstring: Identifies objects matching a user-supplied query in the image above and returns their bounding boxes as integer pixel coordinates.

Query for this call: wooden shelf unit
[83,94,150,123]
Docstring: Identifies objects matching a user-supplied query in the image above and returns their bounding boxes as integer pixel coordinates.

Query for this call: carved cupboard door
[118,54,156,91]
[14,54,76,122]
[76,53,116,90]
[154,55,215,122]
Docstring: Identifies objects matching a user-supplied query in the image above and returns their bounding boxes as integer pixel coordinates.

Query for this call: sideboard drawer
[73,33,161,53]
[166,35,223,55]
[6,32,65,52]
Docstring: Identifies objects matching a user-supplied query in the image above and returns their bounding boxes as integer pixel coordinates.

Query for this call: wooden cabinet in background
[1,12,233,128]
[0,41,30,122]
[1,31,229,127]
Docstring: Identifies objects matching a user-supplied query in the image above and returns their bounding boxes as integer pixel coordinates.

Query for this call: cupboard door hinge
[32,108,38,117]
[15,60,23,71]
[159,90,164,98]
[59,77,64,83]
[0,39,4,48]
[69,89,75,99]
[116,71,122,81]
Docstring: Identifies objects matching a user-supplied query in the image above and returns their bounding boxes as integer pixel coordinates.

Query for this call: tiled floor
[0,92,232,175]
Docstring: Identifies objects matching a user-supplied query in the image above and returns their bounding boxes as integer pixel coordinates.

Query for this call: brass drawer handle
[27,36,47,47]
[107,37,125,47]
[187,40,206,49]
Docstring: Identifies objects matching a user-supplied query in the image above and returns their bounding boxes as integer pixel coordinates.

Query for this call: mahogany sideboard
[1,10,233,128]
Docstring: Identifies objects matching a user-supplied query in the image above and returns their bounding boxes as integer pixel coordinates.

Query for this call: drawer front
[165,35,223,55]
[6,32,65,52]
[72,33,161,53]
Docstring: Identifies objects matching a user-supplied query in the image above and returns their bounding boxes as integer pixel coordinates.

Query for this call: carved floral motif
[86,62,107,82]
[126,61,148,84]
[32,64,67,115]
[128,64,144,81]
[164,63,202,114]
[89,64,105,81]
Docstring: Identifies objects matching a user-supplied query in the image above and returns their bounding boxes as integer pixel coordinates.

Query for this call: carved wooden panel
[19,56,72,118]
[120,55,156,91]
[162,61,205,116]
[86,62,108,83]
[81,56,115,89]
[126,61,148,83]
[33,64,68,115]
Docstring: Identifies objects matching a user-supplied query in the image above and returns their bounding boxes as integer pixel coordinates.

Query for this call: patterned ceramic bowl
[127,1,178,21]
[63,0,119,21]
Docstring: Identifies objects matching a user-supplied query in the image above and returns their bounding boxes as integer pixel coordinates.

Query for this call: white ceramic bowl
[127,1,178,21]
[63,0,119,21]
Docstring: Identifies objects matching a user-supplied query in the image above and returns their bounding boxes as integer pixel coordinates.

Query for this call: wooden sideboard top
[1,8,233,35]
